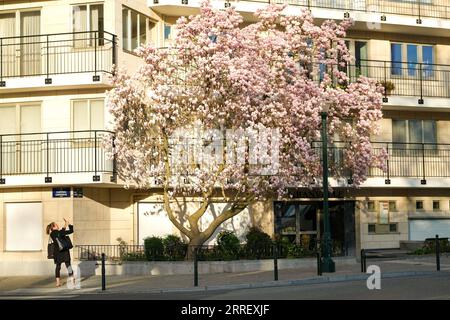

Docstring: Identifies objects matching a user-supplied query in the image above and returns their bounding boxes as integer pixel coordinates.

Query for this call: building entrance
[274,201,356,256]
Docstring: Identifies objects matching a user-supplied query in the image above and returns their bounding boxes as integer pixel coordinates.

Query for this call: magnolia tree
[107,2,385,250]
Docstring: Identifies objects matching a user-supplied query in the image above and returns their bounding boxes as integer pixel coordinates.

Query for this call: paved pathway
[0,255,448,296]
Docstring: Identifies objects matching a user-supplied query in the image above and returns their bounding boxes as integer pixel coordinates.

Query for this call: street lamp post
[321,106,336,273]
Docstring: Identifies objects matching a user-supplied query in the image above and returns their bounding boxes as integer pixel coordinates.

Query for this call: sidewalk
[1,255,449,295]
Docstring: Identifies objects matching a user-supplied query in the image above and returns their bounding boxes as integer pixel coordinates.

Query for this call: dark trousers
[55,262,73,278]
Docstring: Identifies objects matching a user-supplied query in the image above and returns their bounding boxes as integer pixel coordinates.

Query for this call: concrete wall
[356,194,450,250]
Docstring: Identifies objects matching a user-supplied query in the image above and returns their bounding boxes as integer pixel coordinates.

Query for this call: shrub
[273,235,290,258]
[287,244,305,258]
[144,236,164,261]
[286,243,315,258]
[162,235,187,261]
[121,252,146,261]
[244,227,273,259]
[410,247,432,255]
[217,231,241,260]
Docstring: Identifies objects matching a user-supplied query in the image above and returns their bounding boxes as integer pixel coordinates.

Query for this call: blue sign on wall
[52,187,71,198]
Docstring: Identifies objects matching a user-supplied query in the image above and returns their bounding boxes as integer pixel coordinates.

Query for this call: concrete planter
[98,256,357,276]
[0,257,356,277]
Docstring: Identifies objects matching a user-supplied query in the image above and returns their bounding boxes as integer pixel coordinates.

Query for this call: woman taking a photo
[46,218,74,287]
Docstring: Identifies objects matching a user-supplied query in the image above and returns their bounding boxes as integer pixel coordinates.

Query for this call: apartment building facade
[1,0,450,274]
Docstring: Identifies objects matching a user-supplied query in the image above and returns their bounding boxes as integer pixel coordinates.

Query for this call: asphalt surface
[1,272,449,300]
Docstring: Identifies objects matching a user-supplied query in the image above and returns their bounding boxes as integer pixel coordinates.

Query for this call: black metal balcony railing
[0,131,448,185]
[76,244,145,261]
[271,0,450,21]
[0,130,115,184]
[313,141,450,184]
[345,59,450,102]
[153,0,450,21]
[206,0,450,21]
[0,31,116,86]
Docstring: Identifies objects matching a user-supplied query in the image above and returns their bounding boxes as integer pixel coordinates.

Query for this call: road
[1,273,449,300]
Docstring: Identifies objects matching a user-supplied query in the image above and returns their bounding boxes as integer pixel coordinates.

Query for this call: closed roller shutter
[409,219,450,241]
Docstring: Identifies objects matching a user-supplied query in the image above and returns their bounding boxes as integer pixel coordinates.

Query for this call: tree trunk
[185,235,206,260]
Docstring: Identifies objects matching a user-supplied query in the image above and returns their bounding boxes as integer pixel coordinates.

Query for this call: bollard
[360,249,366,273]
[317,251,322,276]
[101,253,106,291]
[273,244,278,281]
[193,247,198,287]
[435,234,440,272]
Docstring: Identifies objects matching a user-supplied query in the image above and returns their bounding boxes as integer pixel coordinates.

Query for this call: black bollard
[361,249,366,273]
[101,253,106,291]
[194,247,199,287]
[273,244,278,281]
[317,251,322,276]
[436,235,440,272]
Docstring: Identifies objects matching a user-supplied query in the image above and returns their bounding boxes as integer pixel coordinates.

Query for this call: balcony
[344,59,450,106]
[149,0,450,35]
[273,0,450,20]
[314,141,450,188]
[0,130,116,187]
[0,31,116,93]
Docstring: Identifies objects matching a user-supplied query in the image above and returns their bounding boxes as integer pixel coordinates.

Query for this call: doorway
[0,10,41,77]
[0,103,42,174]
[274,200,356,256]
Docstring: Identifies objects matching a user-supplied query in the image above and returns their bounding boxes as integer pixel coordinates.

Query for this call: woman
[46,218,74,287]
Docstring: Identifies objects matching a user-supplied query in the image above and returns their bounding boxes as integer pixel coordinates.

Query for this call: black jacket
[50,225,74,264]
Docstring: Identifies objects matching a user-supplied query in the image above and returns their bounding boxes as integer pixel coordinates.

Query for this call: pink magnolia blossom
[107,2,385,247]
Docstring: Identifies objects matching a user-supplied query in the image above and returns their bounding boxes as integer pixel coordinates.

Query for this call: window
[433,201,440,211]
[73,3,104,47]
[367,201,375,212]
[72,99,104,137]
[0,103,41,136]
[1,10,41,76]
[390,43,434,77]
[164,24,172,40]
[407,44,417,76]
[379,201,389,224]
[274,202,318,247]
[389,201,397,211]
[422,46,434,77]
[391,43,402,75]
[5,202,43,251]
[122,7,150,51]
[392,119,437,147]
[368,224,376,233]
[389,223,398,233]
[416,201,424,210]
[0,104,42,173]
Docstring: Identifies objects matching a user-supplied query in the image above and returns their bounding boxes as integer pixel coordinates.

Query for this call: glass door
[20,11,41,76]
[274,202,318,248]
[19,104,42,173]
[0,13,17,78]
[0,106,18,174]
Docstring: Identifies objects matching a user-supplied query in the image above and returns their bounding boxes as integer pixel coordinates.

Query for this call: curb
[87,270,445,295]
[2,270,447,296]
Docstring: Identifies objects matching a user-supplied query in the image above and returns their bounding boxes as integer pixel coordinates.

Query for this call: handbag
[55,234,73,252]
[47,237,55,259]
